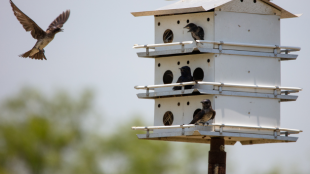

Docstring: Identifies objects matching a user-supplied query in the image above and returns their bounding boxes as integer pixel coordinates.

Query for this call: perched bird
[10,0,70,60]
[184,23,204,45]
[189,99,216,125]
[173,66,194,90]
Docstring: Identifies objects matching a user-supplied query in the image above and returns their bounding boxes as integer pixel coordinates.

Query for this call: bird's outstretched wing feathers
[189,110,205,124]
[10,0,45,39]
[47,10,70,31]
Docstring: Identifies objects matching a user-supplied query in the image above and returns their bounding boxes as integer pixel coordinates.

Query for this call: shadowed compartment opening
[193,109,201,118]
[163,111,174,126]
[163,70,173,84]
[163,29,174,43]
[193,68,204,81]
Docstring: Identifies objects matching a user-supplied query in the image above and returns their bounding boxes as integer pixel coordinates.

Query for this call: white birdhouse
[132,0,303,145]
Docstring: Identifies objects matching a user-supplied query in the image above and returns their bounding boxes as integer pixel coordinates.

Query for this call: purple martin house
[131,0,302,146]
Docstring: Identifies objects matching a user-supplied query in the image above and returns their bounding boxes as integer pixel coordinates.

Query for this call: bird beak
[60,29,64,32]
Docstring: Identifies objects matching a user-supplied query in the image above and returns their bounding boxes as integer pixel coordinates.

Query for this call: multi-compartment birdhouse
[131,0,303,145]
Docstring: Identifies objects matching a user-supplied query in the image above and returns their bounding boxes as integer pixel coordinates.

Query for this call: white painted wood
[214,54,280,93]
[214,95,280,127]
[215,0,281,16]
[131,0,298,19]
[214,11,280,52]
[154,95,214,133]
[154,54,215,92]
[155,12,214,51]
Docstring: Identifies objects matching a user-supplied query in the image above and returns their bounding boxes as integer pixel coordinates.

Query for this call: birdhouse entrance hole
[193,68,204,81]
[163,70,173,84]
[193,109,201,118]
[163,29,173,43]
[163,111,174,126]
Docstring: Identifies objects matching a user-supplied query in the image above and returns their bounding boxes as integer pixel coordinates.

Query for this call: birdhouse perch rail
[134,81,302,92]
[133,40,301,55]
[131,124,302,134]
[196,40,301,52]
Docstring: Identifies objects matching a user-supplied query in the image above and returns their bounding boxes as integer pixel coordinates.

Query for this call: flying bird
[10,0,70,60]
[173,66,194,90]
[184,23,204,45]
[189,99,216,125]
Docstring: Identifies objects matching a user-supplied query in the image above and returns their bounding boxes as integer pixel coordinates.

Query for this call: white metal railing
[134,81,302,96]
[133,41,193,55]
[196,40,301,52]
[132,124,303,137]
[133,40,301,55]
[133,41,193,49]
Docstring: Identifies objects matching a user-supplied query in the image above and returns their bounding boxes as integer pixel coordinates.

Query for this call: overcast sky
[0,0,309,173]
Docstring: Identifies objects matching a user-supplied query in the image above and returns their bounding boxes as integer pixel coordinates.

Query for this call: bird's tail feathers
[19,49,32,58]
[19,49,47,60]
[30,51,46,60]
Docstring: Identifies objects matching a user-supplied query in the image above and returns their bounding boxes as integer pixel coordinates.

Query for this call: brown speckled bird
[189,99,216,125]
[10,0,70,60]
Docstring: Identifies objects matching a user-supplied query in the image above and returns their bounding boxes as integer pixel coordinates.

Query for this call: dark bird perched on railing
[189,99,216,125]
[10,0,70,60]
[184,23,204,45]
[173,66,194,90]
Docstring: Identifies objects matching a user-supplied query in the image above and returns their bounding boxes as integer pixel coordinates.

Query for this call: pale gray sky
[1,0,309,173]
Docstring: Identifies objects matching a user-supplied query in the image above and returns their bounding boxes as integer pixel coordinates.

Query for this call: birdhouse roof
[131,0,300,19]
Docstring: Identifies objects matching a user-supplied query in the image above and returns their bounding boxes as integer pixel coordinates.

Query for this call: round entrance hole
[193,68,204,81]
[193,109,201,118]
[158,104,161,108]
[207,18,210,22]
[163,70,173,84]
[187,101,190,105]
[158,22,160,26]
[187,19,189,23]
[158,63,161,67]
[163,29,174,43]
[163,111,174,126]
[254,0,256,3]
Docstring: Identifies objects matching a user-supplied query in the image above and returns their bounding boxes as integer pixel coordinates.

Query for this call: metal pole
[208,137,226,174]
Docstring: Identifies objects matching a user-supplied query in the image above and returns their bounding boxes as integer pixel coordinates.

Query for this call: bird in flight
[173,66,194,90]
[10,0,70,60]
[189,99,216,125]
[184,23,204,46]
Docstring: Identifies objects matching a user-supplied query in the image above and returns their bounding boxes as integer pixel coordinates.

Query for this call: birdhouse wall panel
[214,11,280,52]
[154,54,215,92]
[154,95,214,133]
[154,12,214,51]
[214,95,280,127]
[214,54,280,94]
[215,0,281,16]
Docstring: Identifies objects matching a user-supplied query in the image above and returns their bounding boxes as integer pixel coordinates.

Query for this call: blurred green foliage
[0,88,210,174]
[0,88,306,174]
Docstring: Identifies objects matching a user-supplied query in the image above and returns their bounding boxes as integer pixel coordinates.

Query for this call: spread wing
[197,26,204,40]
[47,10,70,32]
[10,0,45,39]
[211,110,216,120]
[189,110,205,124]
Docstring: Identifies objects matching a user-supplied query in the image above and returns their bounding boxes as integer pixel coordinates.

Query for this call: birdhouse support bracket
[218,41,224,53]
[145,87,149,97]
[219,83,224,94]
[274,45,280,56]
